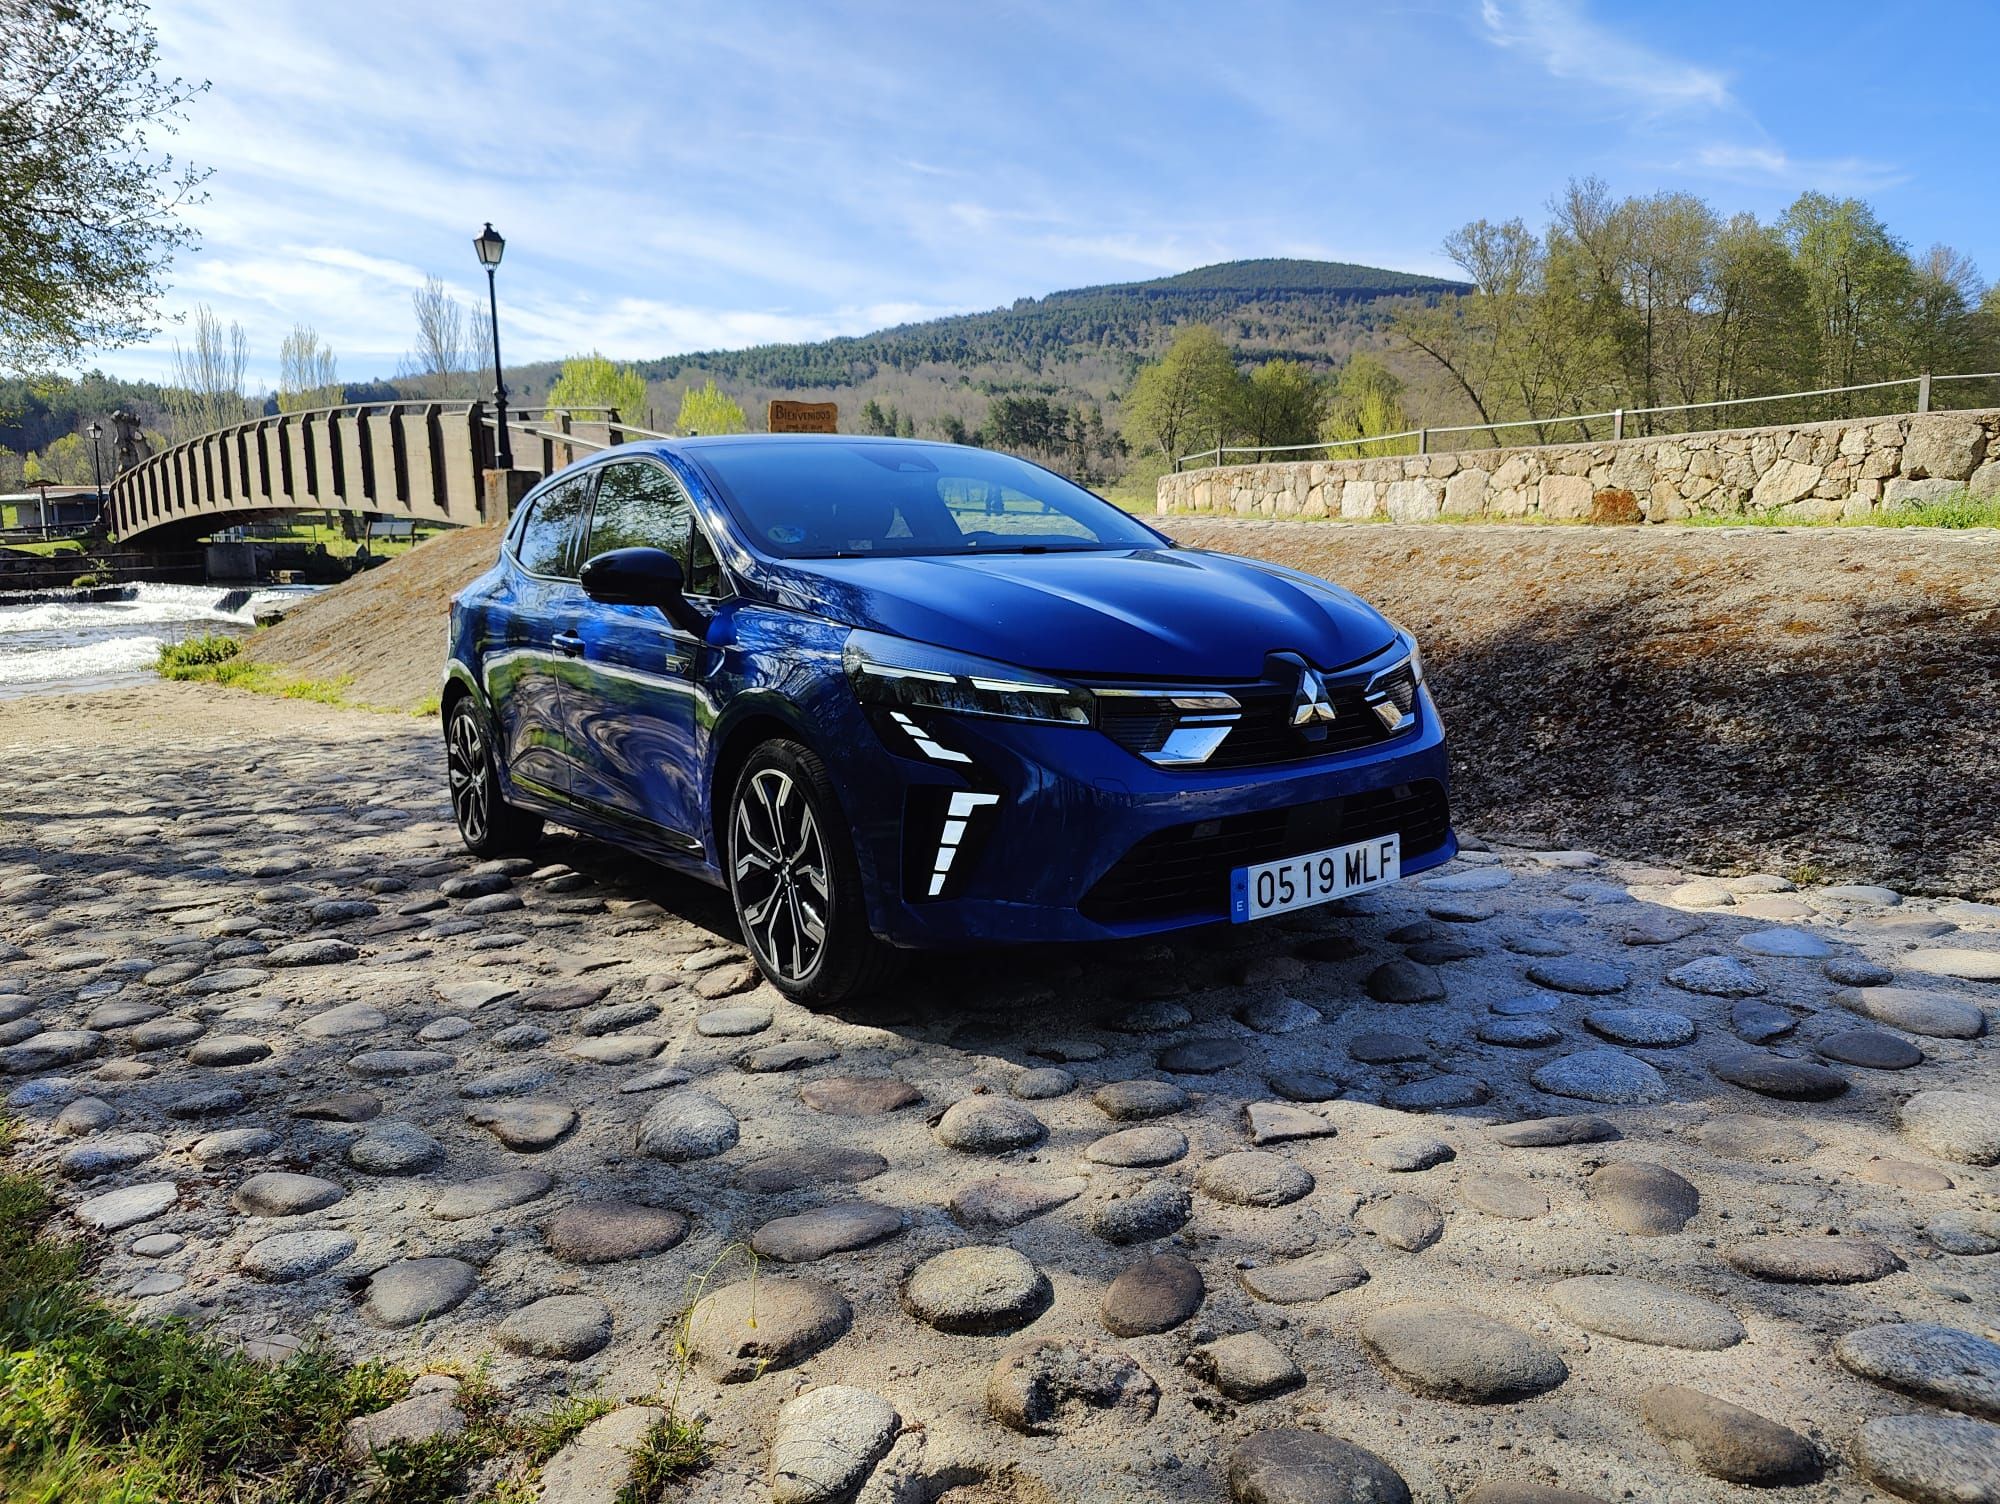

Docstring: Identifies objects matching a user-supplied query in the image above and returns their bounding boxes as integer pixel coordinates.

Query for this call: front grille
[1079,779,1450,925]
[1095,664,1419,770]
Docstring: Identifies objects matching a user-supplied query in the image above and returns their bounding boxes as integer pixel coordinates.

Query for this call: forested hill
[506,258,1470,420]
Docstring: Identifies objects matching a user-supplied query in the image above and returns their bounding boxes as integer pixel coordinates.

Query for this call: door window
[586,460,725,596]
[514,475,593,578]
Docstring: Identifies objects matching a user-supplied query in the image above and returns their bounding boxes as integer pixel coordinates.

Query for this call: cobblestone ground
[2,694,1997,1503]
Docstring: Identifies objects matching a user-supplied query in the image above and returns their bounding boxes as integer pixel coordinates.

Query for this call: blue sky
[111,0,1998,388]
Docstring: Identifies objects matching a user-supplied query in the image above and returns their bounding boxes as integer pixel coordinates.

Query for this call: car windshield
[688,440,1165,559]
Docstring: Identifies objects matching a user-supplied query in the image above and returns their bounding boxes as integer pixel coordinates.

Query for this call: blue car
[443,436,1454,1004]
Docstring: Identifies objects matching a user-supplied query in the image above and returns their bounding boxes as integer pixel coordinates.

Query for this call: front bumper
[824,685,1455,948]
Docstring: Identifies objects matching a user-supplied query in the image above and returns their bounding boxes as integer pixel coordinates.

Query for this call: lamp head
[474,222,505,270]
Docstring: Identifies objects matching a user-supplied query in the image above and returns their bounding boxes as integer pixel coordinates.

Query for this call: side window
[587,461,726,597]
[515,476,592,578]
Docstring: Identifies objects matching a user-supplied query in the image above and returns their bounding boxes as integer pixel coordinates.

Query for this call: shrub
[157,635,241,673]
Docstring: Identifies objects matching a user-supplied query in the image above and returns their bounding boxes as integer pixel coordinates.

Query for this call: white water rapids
[0,583,316,697]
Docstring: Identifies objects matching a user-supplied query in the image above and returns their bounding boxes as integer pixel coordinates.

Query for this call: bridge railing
[108,401,626,541]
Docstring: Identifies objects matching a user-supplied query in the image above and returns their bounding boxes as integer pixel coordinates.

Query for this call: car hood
[763,547,1397,680]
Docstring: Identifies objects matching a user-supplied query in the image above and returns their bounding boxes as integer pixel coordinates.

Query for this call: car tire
[445,695,543,858]
[728,738,900,1007]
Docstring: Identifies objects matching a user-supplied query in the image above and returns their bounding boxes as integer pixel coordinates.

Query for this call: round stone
[1365,1135,1453,1172]
[933,1097,1045,1153]
[951,1175,1086,1230]
[1818,1027,1923,1070]
[1084,1125,1187,1168]
[568,1035,665,1065]
[1861,1156,1955,1193]
[466,1098,577,1151]
[799,1076,920,1116]
[1588,1162,1698,1235]
[1841,987,1988,1040]
[1711,1050,1848,1101]
[1360,1302,1567,1402]
[1100,1253,1203,1336]
[1902,1090,2000,1165]
[125,1017,202,1051]
[1731,1000,1797,1043]
[1526,958,1628,995]
[1672,880,1735,908]
[544,1201,689,1263]
[1722,1235,1902,1284]
[1227,1429,1411,1504]
[1905,947,2000,981]
[1836,1323,2000,1418]
[417,1017,472,1043]
[266,938,358,967]
[739,1040,839,1073]
[1666,956,1765,997]
[1092,1079,1188,1121]
[188,1033,274,1068]
[349,1049,454,1078]
[1927,1212,2000,1255]
[1490,1115,1616,1148]
[695,1005,771,1037]
[1584,1008,1695,1048]
[458,1065,553,1100]
[1266,1070,1344,1102]
[1239,1251,1369,1304]
[293,1091,383,1124]
[737,1147,889,1195]
[686,1277,852,1382]
[431,1169,553,1221]
[1238,998,1322,1035]
[1491,992,1561,1016]
[1245,1101,1334,1145]
[1697,1114,1819,1161]
[636,1090,739,1161]
[1737,928,1831,959]
[902,1246,1049,1334]
[348,1121,444,1175]
[57,1132,162,1179]
[1090,1179,1190,1244]
[1855,1413,2000,1504]
[300,1002,388,1039]
[1348,1031,1428,1064]
[1384,1075,1491,1112]
[233,1171,344,1216]
[1193,1333,1304,1402]
[986,1338,1159,1436]
[241,1229,357,1282]
[1638,1385,1818,1485]
[1363,1193,1444,1252]
[1462,1172,1547,1220]
[192,1127,278,1163]
[1547,1276,1743,1350]
[74,1181,178,1231]
[1197,1151,1313,1207]
[497,1294,612,1360]
[1013,1066,1074,1099]
[751,1202,904,1263]
[1531,1048,1666,1104]
[770,1387,901,1504]
[1478,1016,1562,1047]
[1157,1037,1248,1074]
[1366,959,1447,1004]
[131,1233,183,1258]
[1826,956,1895,987]
[362,1257,477,1328]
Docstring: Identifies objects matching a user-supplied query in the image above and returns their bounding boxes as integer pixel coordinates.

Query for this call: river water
[0,583,316,698]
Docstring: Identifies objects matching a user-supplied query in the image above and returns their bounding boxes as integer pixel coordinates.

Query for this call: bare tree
[276,323,340,412]
[401,276,478,397]
[164,303,247,442]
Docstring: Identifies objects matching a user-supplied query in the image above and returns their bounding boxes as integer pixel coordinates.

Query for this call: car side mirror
[579,547,708,633]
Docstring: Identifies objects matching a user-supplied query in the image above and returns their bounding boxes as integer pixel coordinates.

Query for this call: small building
[0,487,103,533]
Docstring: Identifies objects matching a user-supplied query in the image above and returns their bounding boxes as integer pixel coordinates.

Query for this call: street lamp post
[87,421,105,512]
[473,222,512,470]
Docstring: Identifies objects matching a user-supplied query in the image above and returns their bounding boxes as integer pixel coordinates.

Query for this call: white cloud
[1691,143,1905,193]
[1478,0,1732,113]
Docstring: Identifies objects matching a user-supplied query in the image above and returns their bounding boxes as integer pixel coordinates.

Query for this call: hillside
[504,258,1471,451]
[240,519,2000,897]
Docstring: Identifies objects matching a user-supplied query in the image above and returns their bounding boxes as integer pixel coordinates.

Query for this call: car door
[564,457,729,853]
[486,473,594,804]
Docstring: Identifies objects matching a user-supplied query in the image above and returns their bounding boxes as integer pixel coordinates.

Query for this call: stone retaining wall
[1156,409,2000,522]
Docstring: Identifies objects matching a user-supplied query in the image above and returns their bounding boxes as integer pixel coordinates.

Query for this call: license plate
[1231,833,1401,923]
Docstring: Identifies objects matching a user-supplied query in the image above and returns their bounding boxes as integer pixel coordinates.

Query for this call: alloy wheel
[446,705,490,847]
[733,767,831,981]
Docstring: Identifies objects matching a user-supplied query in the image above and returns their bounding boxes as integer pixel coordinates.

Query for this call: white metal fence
[1175,371,2000,470]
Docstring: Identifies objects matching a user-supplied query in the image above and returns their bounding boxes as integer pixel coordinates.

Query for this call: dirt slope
[241,523,502,710]
[241,518,2000,894]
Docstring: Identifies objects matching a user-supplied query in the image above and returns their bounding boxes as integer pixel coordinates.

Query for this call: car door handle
[552,631,584,658]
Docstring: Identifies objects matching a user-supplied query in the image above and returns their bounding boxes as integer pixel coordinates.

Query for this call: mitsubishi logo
[1270,652,1337,738]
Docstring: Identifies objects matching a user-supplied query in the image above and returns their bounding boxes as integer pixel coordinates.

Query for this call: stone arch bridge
[108,402,645,546]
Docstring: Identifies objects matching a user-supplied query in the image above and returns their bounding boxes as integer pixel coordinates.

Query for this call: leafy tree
[162,304,246,442]
[1123,325,1238,462]
[936,413,972,445]
[548,351,646,421]
[675,377,746,435]
[1322,354,1410,456]
[0,0,208,370]
[1235,359,1326,452]
[859,398,891,435]
[276,324,340,412]
[1779,192,1915,396]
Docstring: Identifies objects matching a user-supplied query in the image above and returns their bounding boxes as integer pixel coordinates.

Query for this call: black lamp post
[473,222,512,469]
[87,420,105,506]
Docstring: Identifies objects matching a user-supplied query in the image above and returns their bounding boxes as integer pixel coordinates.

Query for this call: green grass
[1,538,87,557]
[156,634,355,706]
[618,1412,709,1504]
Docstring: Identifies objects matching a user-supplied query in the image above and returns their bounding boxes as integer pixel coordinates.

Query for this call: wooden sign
[768,400,839,434]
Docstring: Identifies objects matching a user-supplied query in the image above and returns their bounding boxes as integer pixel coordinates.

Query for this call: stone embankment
[1158,409,2000,522]
[2,685,1997,1502]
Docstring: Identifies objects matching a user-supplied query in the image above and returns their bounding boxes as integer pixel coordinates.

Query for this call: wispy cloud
[1690,143,1906,194]
[1478,0,1732,113]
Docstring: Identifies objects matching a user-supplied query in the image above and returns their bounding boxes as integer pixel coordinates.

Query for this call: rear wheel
[728,739,899,1006]
[445,696,543,858]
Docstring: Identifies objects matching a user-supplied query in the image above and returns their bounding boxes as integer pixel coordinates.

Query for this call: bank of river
[0,582,314,698]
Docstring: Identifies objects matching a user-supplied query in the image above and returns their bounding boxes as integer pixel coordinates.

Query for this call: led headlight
[1381,623,1425,685]
[844,629,1094,725]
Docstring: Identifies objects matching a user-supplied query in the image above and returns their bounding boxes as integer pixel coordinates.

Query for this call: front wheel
[445,696,543,858]
[728,740,899,1007]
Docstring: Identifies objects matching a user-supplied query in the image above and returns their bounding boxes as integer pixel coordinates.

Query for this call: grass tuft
[156,634,355,706]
